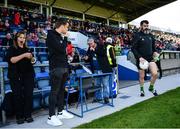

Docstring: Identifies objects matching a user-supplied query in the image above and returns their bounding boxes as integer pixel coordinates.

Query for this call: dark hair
[55,18,69,29]
[67,41,72,44]
[140,20,149,26]
[14,31,27,49]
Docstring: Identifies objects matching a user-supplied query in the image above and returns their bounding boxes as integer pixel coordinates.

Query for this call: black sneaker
[140,91,145,97]
[16,118,24,124]
[152,90,158,96]
[149,88,158,96]
[25,117,34,123]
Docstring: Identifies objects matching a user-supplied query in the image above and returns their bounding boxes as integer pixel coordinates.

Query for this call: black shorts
[136,57,154,70]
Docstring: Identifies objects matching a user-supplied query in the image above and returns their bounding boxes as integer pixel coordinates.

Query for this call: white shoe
[47,115,63,126]
[57,110,74,119]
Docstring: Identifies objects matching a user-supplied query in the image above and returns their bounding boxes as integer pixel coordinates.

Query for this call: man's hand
[153,52,159,58]
[139,57,146,63]
[153,52,160,62]
[63,32,69,37]
[90,47,95,51]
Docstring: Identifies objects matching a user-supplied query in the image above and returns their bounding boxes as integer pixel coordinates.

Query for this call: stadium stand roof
[29,0,176,22]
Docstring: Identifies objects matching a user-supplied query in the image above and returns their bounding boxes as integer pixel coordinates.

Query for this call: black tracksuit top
[132,31,157,60]
[46,30,68,70]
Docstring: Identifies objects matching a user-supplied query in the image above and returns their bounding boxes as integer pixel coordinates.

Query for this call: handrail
[162,50,180,53]
[0,46,47,49]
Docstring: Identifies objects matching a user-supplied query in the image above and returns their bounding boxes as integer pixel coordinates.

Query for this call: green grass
[77,87,180,128]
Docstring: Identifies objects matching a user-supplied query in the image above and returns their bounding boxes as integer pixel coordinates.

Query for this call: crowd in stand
[153,32,180,51]
[0,7,180,55]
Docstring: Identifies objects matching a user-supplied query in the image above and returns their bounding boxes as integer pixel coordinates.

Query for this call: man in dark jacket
[84,38,112,103]
[132,20,159,97]
[46,18,73,126]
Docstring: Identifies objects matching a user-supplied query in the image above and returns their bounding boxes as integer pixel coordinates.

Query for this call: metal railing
[0,46,48,57]
[161,50,180,60]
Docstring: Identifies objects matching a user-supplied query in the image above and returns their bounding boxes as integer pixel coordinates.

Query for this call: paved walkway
[3,73,180,128]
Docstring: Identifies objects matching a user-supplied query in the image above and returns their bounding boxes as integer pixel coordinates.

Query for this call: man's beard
[143,29,150,34]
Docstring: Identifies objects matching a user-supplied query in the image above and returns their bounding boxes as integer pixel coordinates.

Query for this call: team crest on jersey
[141,38,145,41]
[60,40,63,44]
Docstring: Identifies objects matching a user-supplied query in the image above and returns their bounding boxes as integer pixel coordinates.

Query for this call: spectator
[31,32,39,46]
[2,33,13,46]
[6,32,35,124]
[37,27,47,47]
[4,19,10,32]
[12,29,18,39]
[14,11,21,26]
[66,41,74,56]
[0,21,5,31]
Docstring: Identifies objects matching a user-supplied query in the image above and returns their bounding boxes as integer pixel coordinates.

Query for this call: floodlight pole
[118,21,122,28]
[4,0,7,7]
[50,6,53,16]
[46,6,49,18]
[40,4,43,14]
[83,13,85,21]
[107,19,110,26]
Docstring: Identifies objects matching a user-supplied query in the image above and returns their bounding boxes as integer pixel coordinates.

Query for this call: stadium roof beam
[108,11,119,19]
[50,0,57,6]
[83,3,95,13]
[28,0,176,23]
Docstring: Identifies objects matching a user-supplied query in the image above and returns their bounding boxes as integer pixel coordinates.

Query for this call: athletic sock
[149,83,154,92]
[140,84,144,92]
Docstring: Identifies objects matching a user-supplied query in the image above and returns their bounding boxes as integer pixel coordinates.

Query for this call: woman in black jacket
[6,32,35,124]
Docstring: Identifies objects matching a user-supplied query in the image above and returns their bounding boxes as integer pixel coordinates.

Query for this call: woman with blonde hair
[6,32,35,124]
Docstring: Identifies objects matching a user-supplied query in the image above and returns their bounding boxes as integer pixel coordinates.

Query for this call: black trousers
[9,74,34,119]
[49,68,68,117]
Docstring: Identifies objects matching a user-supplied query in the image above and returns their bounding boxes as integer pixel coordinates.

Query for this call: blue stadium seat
[4,84,12,94]
[3,68,9,82]
[27,41,36,47]
[40,56,48,62]
[36,72,49,79]
[121,49,130,56]
[33,91,42,109]
[42,61,49,72]
[36,72,50,107]
[34,67,41,73]
[0,56,3,62]
[0,62,8,66]
[37,79,49,89]
[36,52,48,62]
[75,69,86,74]
[42,61,49,64]
[41,86,51,107]
[76,47,87,56]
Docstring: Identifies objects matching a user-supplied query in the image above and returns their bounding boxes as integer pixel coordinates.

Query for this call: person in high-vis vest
[105,37,117,67]
[105,37,117,97]
[114,43,121,56]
